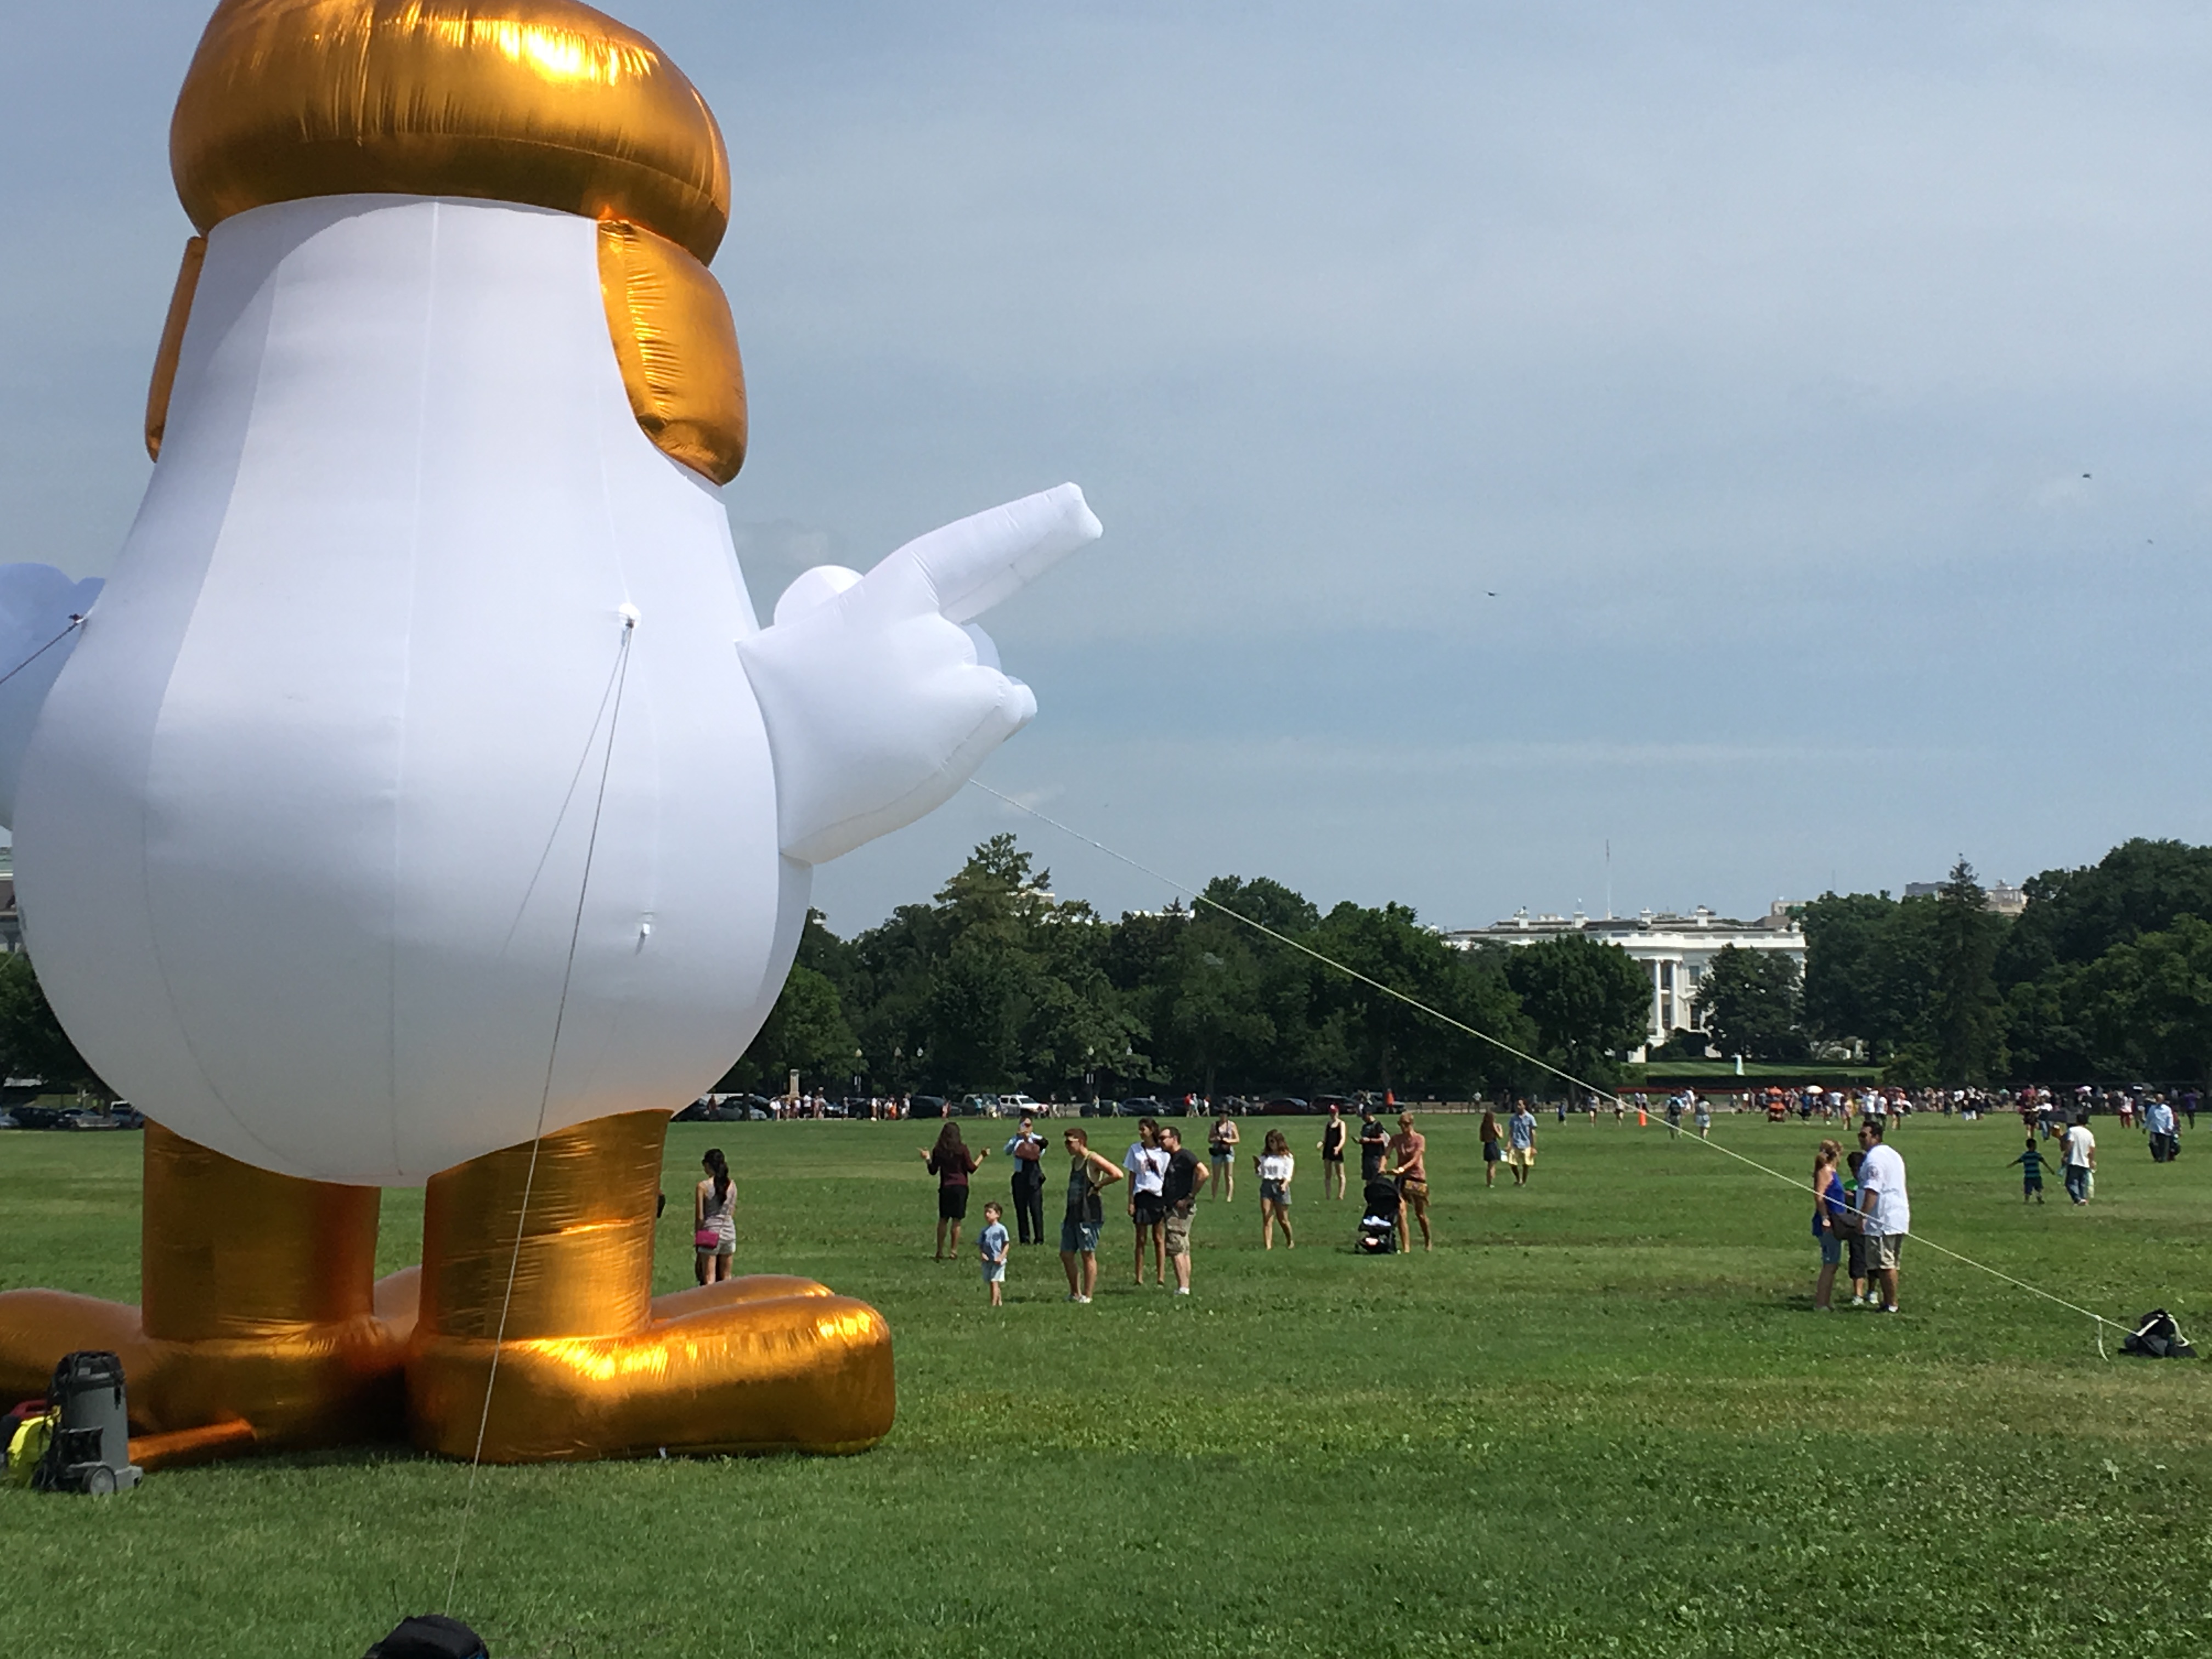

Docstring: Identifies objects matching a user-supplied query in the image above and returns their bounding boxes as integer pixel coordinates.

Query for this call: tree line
[10,832,2203,1100]
[1692,838,2212,1086]
[720,835,1652,1102]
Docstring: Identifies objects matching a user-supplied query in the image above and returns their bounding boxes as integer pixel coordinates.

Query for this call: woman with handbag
[693,1147,736,1285]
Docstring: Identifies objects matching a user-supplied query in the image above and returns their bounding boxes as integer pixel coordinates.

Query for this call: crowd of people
[899,1102,1562,1301]
[691,1075,2190,1313]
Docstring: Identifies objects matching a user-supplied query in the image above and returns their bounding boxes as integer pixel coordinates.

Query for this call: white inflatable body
[7,194,1097,1186]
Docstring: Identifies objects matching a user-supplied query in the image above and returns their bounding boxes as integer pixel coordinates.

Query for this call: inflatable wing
[0,565,101,828]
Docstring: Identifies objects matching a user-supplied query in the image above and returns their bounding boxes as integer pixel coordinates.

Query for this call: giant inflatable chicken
[0,0,1097,1463]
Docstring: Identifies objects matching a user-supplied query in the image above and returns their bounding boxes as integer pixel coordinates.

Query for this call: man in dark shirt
[1357,1108,1390,1183]
[1156,1124,1210,1295]
[1003,1114,1050,1244]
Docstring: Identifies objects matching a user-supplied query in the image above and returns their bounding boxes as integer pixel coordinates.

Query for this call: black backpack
[363,1615,488,1658]
[2120,1309,2196,1360]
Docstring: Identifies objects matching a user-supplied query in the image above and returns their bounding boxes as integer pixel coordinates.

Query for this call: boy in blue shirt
[2007,1137,2048,1204]
[979,1202,1011,1306]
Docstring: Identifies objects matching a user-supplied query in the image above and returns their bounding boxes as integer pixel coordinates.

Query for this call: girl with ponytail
[694,1147,736,1284]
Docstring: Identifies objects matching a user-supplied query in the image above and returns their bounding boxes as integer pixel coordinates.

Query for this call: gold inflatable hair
[171,0,730,262]
[153,0,747,483]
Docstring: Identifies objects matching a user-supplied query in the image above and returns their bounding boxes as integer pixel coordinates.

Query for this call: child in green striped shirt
[2007,1138,2049,1204]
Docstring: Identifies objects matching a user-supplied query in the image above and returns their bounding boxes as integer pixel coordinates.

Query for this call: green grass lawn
[2,1112,2208,1657]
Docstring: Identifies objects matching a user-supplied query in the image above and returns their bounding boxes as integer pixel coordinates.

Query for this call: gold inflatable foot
[405,1111,894,1463]
[0,1124,411,1453]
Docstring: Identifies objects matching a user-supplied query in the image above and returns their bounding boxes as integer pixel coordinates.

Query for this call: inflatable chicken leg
[0,0,1098,1463]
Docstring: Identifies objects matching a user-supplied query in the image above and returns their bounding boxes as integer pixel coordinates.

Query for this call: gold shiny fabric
[0,1113,894,1464]
[597,218,747,483]
[144,238,206,461]
[409,1110,895,1462]
[0,1123,412,1448]
[171,0,731,264]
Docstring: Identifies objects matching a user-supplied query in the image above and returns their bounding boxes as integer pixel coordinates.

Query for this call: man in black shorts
[1156,1124,1210,1294]
[1318,1103,1349,1199]
[1357,1108,1390,1184]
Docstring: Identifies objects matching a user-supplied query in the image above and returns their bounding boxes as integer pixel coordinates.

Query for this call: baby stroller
[1357,1175,1400,1254]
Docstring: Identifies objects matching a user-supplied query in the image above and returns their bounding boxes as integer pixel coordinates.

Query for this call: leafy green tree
[0,953,101,1091]
[1929,858,2007,1084]
[1306,901,1527,1097]
[1802,893,1905,1053]
[1502,932,1649,1087]
[719,963,856,1093]
[2071,915,2212,1082]
[1997,838,2212,985]
[1691,945,1806,1060]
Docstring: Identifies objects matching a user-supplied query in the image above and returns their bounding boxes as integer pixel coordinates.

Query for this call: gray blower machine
[35,1350,143,1495]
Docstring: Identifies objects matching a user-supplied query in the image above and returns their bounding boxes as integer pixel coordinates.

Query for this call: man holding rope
[1855,1118,1910,1314]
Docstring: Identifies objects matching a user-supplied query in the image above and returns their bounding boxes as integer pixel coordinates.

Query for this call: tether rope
[0,614,86,691]
[966,778,2135,1353]
[445,612,636,1609]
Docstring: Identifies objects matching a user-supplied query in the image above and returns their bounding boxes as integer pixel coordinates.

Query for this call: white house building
[1442,904,1807,1058]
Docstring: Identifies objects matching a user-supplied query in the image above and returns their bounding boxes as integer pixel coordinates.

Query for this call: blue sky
[6,2,2212,932]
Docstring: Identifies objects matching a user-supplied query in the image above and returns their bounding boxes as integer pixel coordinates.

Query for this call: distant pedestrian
[1058,1128,1124,1303]
[1507,1102,1538,1186]
[1157,1124,1209,1295]
[1004,1115,1050,1244]
[2008,1136,2049,1203]
[2182,1088,2200,1131]
[1318,1104,1350,1199]
[1479,1108,1503,1188]
[2146,1095,2179,1164]
[1694,1096,1712,1139]
[693,1147,735,1286]
[1664,1093,1684,1139]
[920,1121,985,1261]
[1387,1113,1431,1252]
[1256,1129,1296,1249]
[2061,1116,2097,1203]
[1855,1118,1909,1313]
[1810,1139,1848,1310]
[979,1203,1010,1306]
[1357,1108,1390,1183]
[1124,1118,1170,1286]
[1208,1112,1240,1202]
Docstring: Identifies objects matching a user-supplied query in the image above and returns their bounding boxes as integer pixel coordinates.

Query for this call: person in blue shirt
[1810,1139,1849,1310]
[1506,1103,1538,1186]
[978,1203,1010,1307]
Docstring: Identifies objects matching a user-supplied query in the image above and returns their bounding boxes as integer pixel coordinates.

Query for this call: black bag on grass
[364,1615,488,1658]
[2120,1309,2195,1359]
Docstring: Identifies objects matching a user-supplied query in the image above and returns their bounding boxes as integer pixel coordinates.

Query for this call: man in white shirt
[2145,1096,2178,1164]
[2061,1116,2097,1204]
[1854,1118,1910,1313]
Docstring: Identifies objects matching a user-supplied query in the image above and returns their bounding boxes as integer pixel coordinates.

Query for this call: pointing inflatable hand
[738,484,1102,865]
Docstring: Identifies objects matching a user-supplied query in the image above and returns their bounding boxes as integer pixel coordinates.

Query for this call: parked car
[1257,1096,1311,1116]
[907,1094,947,1120]
[956,1094,998,1118]
[996,1093,1042,1119]
[60,1108,124,1131]
[0,1111,16,1129]
[10,1105,66,1130]
[1115,1096,1164,1118]
[110,1103,145,1130]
